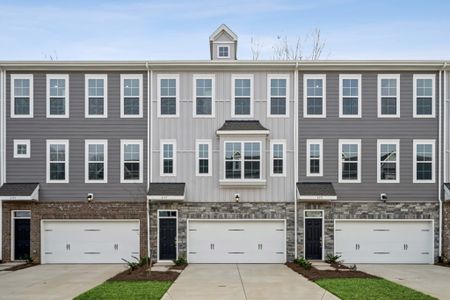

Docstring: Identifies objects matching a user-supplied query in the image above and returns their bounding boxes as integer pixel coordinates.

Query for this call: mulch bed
[286,262,378,281]
[170,264,188,270]
[435,262,450,268]
[108,264,188,282]
[1,263,38,271]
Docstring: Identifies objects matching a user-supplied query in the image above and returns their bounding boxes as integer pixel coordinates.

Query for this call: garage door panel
[335,220,433,264]
[42,220,140,264]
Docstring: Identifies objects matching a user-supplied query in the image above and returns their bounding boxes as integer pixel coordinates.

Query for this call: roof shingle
[0,183,39,197]
[148,183,186,196]
[296,182,336,197]
[217,120,269,132]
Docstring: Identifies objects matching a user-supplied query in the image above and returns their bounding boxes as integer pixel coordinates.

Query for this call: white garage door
[334,220,434,264]
[187,220,286,263]
[42,220,140,264]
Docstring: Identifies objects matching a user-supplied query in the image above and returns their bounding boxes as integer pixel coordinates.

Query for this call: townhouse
[0,25,449,265]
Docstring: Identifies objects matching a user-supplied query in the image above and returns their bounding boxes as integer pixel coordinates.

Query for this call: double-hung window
[339,75,361,118]
[303,74,326,117]
[268,75,289,117]
[11,74,33,118]
[47,74,69,118]
[307,139,323,176]
[377,139,399,183]
[85,140,107,183]
[413,74,435,118]
[232,75,253,117]
[120,140,143,183]
[338,139,361,183]
[193,75,214,117]
[158,75,179,117]
[378,74,400,117]
[225,141,261,180]
[160,140,176,176]
[13,140,30,158]
[47,140,69,183]
[270,140,286,176]
[196,140,212,176]
[413,140,435,183]
[85,74,107,118]
[121,74,143,118]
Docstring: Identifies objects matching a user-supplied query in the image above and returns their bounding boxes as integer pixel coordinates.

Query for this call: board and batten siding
[5,72,148,201]
[151,71,295,203]
[298,71,439,202]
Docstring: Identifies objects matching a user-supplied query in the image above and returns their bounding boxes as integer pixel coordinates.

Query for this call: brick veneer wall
[2,201,147,263]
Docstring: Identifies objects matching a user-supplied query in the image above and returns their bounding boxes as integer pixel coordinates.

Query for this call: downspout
[293,61,299,259]
[0,67,3,261]
[146,62,151,258]
[439,66,444,258]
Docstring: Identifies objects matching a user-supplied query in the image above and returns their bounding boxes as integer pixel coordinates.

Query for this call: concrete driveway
[358,264,450,300]
[162,264,338,300]
[0,264,125,300]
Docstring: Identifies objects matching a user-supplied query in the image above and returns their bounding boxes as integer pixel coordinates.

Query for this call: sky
[0,0,449,60]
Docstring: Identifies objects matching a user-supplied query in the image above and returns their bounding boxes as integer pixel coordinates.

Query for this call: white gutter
[439,69,442,257]
[293,61,299,259]
[146,62,151,258]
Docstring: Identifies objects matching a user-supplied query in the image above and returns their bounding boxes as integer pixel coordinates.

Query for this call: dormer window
[217,45,230,58]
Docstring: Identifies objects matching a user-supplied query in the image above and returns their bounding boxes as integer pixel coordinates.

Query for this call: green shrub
[325,254,341,264]
[173,255,187,266]
[294,257,312,270]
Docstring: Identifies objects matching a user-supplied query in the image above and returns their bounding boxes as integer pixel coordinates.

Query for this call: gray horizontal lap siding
[298,71,439,202]
[5,72,148,201]
[152,71,295,203]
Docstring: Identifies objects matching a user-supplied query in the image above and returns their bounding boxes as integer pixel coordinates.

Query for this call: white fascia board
[147,195,185,201]
[297,195,337,201]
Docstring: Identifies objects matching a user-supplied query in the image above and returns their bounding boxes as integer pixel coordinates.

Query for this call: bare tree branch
[250,36,262,60]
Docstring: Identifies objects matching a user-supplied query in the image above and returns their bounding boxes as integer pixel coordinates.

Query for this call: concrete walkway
[0,264,125,300]
[162,264,338,300]
[358,264,450,300]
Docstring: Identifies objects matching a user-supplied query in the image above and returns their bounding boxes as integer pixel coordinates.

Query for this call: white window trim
[120,139,143,183]
[223,140,263,181]
[303,74,326,118]
[413,74,436,118]
[195,139,212,176]
[377,139,400,183]
[192,74,215,118]
[231,74,254,118]
[10,74,33,118]
[85,140,108,183]
[46,74,69,118]
[267,74,290,118]
[306,139,323,177]
[338,139,361,183]
[217,45,230,58]
[160,139,177,177]
[339,74,362,118]
[85,74,108,118]
[46,139,69,183]
[413,139,435,183]
[13,139,30,158]
[270,140,287,177]
[120,74,143,118]
[157,74,180,118]
[377,74,400,118]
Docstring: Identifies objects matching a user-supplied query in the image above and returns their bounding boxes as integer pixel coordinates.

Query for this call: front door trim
[303,209,324,260]
[11,210,31,261]
[157,209,178,262]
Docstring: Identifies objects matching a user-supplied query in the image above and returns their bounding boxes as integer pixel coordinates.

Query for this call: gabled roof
[147,183,186,201]
[444,183,450,201]
[216,120,269,135]
[0,183,39,201]
[296,182,336,201]
[209,24,238,41]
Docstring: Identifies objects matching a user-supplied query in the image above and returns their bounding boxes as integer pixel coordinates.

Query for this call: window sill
[219,179,267,187]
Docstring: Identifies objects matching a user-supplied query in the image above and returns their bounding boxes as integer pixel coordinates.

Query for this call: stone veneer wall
[444,202,450,261]
[2,201,147,263]
[149,202,295,262]
[297,201,440,260]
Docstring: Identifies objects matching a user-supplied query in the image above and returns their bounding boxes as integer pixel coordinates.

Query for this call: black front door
[159,218,177,260]
[305,218,322,260]
[14,219,31,260]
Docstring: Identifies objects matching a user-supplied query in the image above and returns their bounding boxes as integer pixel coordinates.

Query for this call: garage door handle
[404,244,408,250]
[210,243,215,250]
[258,244,263,250]
[66,244,70,251]
[114,244,119,250]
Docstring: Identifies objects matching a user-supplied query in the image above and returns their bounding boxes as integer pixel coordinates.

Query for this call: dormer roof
[209,24,238,41]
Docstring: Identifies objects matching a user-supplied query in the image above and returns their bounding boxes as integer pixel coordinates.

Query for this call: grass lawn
[316,278,436,300]
[74,281,172,300]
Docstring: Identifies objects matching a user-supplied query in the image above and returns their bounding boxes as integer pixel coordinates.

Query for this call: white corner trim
[303,74,326,118]
[85,74,108,118]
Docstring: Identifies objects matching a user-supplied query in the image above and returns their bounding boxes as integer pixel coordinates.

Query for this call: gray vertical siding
[298,71,439,202]
[151,71,295,202]
[6,72,148,201]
